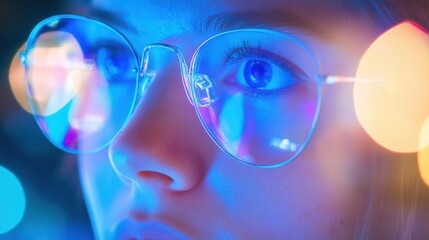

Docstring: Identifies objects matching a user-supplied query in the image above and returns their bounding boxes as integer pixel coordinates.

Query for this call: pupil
[244,59,272,89]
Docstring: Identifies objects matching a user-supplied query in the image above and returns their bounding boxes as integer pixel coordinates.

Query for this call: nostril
[137,171,174,187]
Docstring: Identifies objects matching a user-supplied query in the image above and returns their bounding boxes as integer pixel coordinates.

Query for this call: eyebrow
[87,7,138,33]
[191,10,328,38]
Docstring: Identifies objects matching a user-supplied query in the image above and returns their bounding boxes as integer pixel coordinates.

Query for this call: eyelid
[91,40,137,65]
[92,40,122,51]
[221,49,311,99]
[224,44,310,83]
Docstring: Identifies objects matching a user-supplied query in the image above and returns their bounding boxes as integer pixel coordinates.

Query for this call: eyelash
[225,40,309,80]
[223,40,310,98]
[224,41,267,63]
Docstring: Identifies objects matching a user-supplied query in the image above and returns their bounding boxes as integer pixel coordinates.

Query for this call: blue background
[0,0,93,239]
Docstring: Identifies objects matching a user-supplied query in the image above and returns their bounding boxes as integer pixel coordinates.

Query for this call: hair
[360,0,429,31]
[352,1,429,239]
[356,151,428,239]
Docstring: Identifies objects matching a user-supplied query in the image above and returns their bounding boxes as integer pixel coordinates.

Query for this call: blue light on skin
[0,165,26,234]
[219,94,245,155]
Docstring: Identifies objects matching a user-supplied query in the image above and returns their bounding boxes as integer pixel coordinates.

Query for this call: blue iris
[244,59,272,89]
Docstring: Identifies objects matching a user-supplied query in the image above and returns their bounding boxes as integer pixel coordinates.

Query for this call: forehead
[92,0,362,12]
[89,0,367,39]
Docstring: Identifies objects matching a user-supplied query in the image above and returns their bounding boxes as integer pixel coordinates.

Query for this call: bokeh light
[354,21,429,153]
[9,31,88,117]
[0,165,26,234]
[418,118,429,187]
[9,43,31,113]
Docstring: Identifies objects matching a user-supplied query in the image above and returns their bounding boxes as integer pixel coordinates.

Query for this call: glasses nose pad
[192,74,217,107]
[139,44,197,106]
[137,68,156,98]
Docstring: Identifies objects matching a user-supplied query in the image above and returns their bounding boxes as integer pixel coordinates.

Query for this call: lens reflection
[192,29,319,166]
[24,16,138,153]
[28,31,85,116]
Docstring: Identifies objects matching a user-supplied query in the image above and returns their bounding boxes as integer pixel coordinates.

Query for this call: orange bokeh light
[8,43,31,113]
[418,118,429,187]
[354,22,429,153]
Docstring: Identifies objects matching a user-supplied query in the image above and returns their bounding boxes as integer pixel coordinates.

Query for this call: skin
[77,0,383,239]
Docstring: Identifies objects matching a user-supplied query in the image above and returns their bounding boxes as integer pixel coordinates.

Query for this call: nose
[108,51,216,191]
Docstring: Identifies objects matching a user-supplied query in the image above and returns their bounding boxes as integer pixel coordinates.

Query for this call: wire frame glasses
[20,15,353,167]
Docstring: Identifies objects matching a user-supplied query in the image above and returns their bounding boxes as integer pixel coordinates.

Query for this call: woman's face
[78,0,380,239]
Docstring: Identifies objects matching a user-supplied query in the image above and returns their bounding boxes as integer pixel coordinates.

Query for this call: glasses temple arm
[315,74,386,85]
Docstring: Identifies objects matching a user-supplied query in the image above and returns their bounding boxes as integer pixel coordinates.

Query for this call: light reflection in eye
[354,21,429,153]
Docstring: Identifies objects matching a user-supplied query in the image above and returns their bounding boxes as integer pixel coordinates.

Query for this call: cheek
[78,150,128,238]
[208,150,364,238]
[304,83,374,204]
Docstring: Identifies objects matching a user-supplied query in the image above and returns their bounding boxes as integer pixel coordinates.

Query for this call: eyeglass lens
[23,16,322,167]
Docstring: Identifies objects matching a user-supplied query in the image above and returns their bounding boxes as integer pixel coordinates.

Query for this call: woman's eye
[223,45,309,97]
[95,45,135,83]
[234,57,301,95]
[243,59,272,89]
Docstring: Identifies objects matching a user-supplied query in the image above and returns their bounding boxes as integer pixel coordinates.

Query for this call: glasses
[20,14,357,168]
